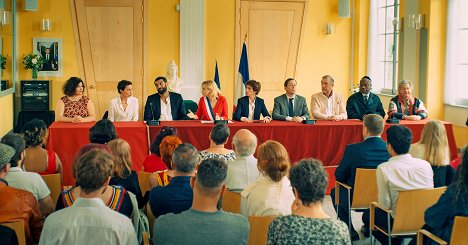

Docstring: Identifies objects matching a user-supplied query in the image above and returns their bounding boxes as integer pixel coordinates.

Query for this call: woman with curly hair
[55,77,96,123]
[22,119,62,174]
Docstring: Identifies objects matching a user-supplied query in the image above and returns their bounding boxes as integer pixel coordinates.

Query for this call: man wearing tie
[41,48,56,71]
[272,78,310,122]
[346,76,385,120]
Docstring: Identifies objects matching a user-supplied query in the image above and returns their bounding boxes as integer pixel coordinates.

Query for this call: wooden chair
[222,190,241,213]
[146,203,155,236]
[1,220,26,245]
[370,187,447,245]
[417,216,468,245]
[335,168,378,233]
[138,171,154,196]
[143,231,150,245]
[247,216,276,245]
[41,173,62,204]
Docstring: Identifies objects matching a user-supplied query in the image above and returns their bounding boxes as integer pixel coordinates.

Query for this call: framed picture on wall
[32,38,63,77]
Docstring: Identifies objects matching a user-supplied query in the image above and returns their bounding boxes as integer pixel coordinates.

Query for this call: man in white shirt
[108,80,139,122]
[226,129,259,192]
[272,78,310,122]
[1,133,54,217]
[39,149,137,245]
[310,75,347,121]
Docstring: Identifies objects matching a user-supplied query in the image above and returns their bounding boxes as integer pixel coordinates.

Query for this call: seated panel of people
[272,78,310,122]
[310,75,347,121]
[187,80,228,120]
[199,123,236,163]
[233,79,272,123]
[388,80,428,120]
[142,126,177,173]
[346,76,386,120]
[22,119,62,174]
[55,77,96,123]
[108,80,139,122]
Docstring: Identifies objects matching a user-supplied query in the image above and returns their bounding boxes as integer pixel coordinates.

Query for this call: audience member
[108,80,139,122]
[450,145,466,170]
[108,139,145,208]
[423,147,468,244]
[310,75,347,120]
[410,120,455,187]
[0,143,43,245]
[388,80,428,120]
[233,79,272,123]
[187,80,228,120]
[240,140,294,217]
[56,145,133,218]
[149,143,199,218]
[39,149,137,244]
[331,114,390,240]
[22,119,62,174]
[226,129,259,192]
[56,77,96,123]
[142,126,177,172]
[268,158,351,245]
[346,76,385,120]
[199,123,236,163]
[89,119,118,144]
[148,135,182,187]
[1,133,54,217]
[143,76,190,121]
[153,158,249,245]
[272,78,310,122]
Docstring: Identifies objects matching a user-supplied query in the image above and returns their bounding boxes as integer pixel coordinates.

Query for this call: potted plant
[0,54,6,71]
[23,53,43,79]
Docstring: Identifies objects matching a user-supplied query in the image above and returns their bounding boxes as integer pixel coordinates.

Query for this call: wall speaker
[338,0,351,18]
[23,0,38,11]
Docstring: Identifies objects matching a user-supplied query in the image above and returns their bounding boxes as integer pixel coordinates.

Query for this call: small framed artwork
[33,38,63,77]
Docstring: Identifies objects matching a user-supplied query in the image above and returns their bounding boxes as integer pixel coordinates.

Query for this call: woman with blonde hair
[187,80,228,120]
[410,119,455,187]
[240,140,294,217]
[108,138,145,208]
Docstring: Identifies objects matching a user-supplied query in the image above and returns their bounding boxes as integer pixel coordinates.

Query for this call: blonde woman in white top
[240,140,295,217]
[108,80,139,122]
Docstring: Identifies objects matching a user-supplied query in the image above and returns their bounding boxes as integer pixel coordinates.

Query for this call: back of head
[232,129,257,157]
[419,120,449,166]
[257,140,290,182]
[210,123,230,145]
[160,136,182,169]
[75,149,114,194]
[386,125,413,155]
[89,119,118,144]
[150,126,177,155]
[72,143,111,179]
[363,114,384,135]
[21,119,48,147]
[107,139,132,178]
[172,143,199,173]
[196,158,227,197]
[1,133,26,168]
[290,158,328,205]
[0,143,15,171]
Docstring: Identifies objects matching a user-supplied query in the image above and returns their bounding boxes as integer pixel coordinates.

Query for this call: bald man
[225,129,259,192]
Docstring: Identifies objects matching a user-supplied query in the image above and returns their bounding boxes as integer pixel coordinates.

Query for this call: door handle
[89,84,95,89]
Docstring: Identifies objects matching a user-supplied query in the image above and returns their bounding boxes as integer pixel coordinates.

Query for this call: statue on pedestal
[166,60,183,93]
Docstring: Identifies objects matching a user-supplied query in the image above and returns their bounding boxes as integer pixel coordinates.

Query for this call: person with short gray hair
[225,129,259,192]
[199,123,236,163]
[149,143,199,218]
[388,79,428,120]
[310,75,347,121]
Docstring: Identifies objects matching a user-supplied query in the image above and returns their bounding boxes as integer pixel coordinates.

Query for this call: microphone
[386,112,400,124]
[147,101,160,126]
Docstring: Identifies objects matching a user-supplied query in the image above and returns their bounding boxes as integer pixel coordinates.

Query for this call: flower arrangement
[23,53,43,70]
[0,54,6,70]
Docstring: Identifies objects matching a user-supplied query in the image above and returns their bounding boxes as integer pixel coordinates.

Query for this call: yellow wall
[0,94,14,136]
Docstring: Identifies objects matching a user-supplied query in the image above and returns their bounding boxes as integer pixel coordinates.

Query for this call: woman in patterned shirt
[387,80,428,120]
[56,77,96,123]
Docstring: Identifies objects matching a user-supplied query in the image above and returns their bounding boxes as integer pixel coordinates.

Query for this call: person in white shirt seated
[225,129,259,192]
[310,75,347,121]
[108,80,138,122]
[240,140,295,217]
[39,149,137,245]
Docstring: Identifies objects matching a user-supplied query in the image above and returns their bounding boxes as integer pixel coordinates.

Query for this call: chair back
[1,220,26,245]
[138,171,153,196]
[352,168,378,208]
[392,187,447,234]
[183,100,198,113]
[222,191,241,213]
[41,173,62,204]
[247,216,276,245]
[450,216,468,244]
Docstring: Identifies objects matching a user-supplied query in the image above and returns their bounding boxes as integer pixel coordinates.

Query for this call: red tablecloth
[47,122,149,185]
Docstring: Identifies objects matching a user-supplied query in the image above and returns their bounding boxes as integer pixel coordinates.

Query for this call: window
[445,0,468,107]
[368,0,400,94]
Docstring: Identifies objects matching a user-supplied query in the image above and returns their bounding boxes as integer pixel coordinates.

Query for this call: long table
[47,120,458,187]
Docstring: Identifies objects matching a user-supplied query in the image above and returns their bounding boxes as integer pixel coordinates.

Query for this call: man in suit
[41,48,57,71]
[272,78,310,122]
[144,76,190,121]
[346,76,385,120]
[330,114,390,240]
